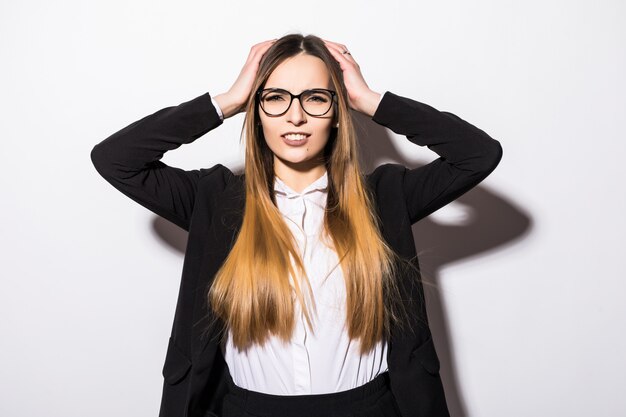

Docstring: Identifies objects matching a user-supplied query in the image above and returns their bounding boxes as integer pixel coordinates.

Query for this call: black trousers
[222,371,402,417]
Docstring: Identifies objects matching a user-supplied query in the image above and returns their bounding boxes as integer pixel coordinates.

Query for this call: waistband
[224,371,391,416]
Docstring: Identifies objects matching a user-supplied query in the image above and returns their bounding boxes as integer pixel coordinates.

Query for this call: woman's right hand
[213,39,276,119]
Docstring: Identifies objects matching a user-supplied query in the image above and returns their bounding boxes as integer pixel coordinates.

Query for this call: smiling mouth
[282,134,310,146]
[282,133,310,141]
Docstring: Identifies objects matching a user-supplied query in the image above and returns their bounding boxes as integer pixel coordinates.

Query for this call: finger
[322,39,345,48]
[323,39,345,54]
[249,39,277,62]
[324,43,357,70]
[323,40,349,57]
[323,40,356,64]
[250,39,277,55]
[327,51,353,73]
[254,39,277,47]
[323,39,351,54]
[257,40,276,54]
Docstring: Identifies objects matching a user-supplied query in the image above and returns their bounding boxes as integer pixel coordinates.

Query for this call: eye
[306,93,329,103]
[265,94,285,101]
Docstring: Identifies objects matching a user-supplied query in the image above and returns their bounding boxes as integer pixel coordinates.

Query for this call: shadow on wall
[151,109,532,417]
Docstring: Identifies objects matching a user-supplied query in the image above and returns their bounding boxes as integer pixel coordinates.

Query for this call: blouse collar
[273,171,328,199]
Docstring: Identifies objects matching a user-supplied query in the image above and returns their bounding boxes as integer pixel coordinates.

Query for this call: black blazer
[91,90,502,417]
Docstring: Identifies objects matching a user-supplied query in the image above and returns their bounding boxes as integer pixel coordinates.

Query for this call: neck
[274,157,326,194]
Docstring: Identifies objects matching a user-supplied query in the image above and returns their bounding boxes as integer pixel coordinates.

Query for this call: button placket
[292,290,311,393]
[271,172,328,394]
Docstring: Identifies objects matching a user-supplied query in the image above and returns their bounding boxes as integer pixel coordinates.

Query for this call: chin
[278,154,314,165]
[277,150,323,164]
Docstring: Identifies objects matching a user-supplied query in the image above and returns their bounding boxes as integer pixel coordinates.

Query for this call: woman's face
[258,53,335,173]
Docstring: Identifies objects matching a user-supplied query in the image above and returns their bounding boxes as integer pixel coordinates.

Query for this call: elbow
[464,136,503,178]
[90,143,112,178]
[487,138,503,170]
[479,138,503,177]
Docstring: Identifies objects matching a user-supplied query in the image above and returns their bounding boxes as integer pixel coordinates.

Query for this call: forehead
[265,54,331,92]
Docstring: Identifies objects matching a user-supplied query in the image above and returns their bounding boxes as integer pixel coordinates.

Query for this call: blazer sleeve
[90,92,225,232]
[371,91,503,225]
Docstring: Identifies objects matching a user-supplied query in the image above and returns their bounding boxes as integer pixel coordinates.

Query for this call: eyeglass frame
[255,87,337,117]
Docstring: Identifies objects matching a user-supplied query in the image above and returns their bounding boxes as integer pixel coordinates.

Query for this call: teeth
[284,134,308,141]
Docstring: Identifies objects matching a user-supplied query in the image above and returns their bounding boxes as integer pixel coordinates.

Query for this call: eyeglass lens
[260,89,333,116]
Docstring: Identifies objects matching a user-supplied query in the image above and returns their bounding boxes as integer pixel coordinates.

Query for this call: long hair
[208,33,418,356]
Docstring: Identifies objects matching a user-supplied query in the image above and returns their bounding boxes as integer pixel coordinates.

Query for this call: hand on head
[214,39,277,119]
[322,39,381,116]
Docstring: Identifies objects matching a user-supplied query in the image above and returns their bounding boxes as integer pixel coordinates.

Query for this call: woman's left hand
[323,39,382,117]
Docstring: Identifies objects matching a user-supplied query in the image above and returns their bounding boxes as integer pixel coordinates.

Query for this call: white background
[1,1,624,416]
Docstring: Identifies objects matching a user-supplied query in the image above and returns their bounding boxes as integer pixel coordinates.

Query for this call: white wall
[1,1,624,416]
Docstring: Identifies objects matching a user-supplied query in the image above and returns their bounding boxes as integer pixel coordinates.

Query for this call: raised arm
[90,40,277,231]
[371,91,503,224]
[322,39,502,225]
[90,93,225,231]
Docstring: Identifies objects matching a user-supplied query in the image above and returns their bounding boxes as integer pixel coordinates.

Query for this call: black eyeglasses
[256,88,337,117]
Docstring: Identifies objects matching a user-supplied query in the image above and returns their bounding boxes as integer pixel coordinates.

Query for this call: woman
[91,34,502,417]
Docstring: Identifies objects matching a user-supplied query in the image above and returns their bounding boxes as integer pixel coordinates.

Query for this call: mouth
[281,133,310,146]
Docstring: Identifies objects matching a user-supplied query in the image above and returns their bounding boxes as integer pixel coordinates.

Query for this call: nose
[286,97,307,125]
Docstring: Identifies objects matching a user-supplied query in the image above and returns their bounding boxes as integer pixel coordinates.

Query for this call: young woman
[91,34,502,417]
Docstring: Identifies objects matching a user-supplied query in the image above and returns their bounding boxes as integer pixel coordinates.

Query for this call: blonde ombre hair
[208,34,417,356]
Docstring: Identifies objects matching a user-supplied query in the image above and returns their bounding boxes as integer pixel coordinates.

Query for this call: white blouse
[220,170,389,395]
